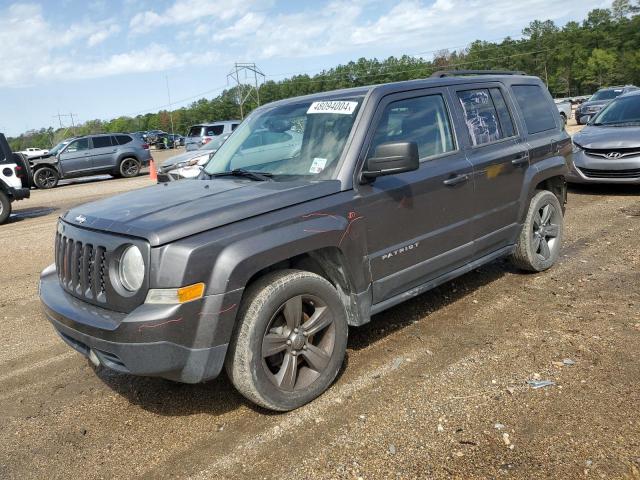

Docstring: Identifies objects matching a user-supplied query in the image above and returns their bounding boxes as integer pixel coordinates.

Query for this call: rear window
[92,136,112,148]
[232,123,240,131]
[511,85,557,134]
[114,135,132,145]
[205,125,224,136]
[188,126,204,136]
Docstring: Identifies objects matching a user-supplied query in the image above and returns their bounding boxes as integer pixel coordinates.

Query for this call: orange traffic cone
[149,158,157,182]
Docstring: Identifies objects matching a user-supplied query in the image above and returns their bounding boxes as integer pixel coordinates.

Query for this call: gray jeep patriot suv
[39,71,570,411]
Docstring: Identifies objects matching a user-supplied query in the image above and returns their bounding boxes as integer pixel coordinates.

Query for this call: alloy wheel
[261,294,336,392]
[36,169,56,188]
[532,203,560,261]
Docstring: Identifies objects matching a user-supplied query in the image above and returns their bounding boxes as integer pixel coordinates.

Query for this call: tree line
[8,1,640,151]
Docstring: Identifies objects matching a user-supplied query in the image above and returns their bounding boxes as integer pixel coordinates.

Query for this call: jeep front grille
[55,232,108,303]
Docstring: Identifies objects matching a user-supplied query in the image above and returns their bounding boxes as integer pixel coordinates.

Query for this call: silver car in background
[184,121,240,151]
[157,134,230,182]
[568,90,640,184]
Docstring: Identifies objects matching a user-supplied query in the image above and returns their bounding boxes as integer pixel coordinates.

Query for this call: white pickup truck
[18,147,49,158]
[554,99,572,126]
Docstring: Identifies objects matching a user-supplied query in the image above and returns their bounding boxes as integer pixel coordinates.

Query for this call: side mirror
[361,141,419,181]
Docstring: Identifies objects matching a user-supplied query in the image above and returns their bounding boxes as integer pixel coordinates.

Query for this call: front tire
[511,190,564,272]
[0,191,11,224]
[226,270,348,411]
[33,166,59,189]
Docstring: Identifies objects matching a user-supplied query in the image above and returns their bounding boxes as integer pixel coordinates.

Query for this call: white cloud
[129,0,266,32]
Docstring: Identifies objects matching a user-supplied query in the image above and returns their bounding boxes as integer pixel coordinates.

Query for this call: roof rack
[430,70,527,78]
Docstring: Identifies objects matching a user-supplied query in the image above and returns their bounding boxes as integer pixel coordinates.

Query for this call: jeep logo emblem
[75,215,87,224]
[606,152,622,159]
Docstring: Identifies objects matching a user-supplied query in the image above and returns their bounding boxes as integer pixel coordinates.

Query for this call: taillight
[202,137,212,144]
[142,143,149,149]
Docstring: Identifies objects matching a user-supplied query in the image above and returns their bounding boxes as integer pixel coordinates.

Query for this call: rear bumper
[10,187,30,200]
[39,264,241,383]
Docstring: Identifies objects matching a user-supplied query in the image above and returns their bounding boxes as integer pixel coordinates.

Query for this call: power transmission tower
[227,62,265,119]
[53,112,78,138]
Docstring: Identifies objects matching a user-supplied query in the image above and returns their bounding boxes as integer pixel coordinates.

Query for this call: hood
[63,178,341,246]
[159,150,207,169]
[573,125,640,149]
[580,100,610,109]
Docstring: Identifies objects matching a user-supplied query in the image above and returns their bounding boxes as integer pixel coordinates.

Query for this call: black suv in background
[40,71,570,411]
[30,133,152,189]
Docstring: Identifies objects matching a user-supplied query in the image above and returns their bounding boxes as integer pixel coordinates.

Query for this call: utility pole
[227,62,265,119]
[165,74,175,136]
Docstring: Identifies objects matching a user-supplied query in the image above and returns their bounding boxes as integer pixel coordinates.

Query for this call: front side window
[205,125,224,136]
[512,85,557,134]
[65,138,89,153]
[370,94,455,159]
[204,98,363,179]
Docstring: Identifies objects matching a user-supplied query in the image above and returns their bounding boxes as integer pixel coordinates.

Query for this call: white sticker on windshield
[307,101,358,115]
[309,157,327,174]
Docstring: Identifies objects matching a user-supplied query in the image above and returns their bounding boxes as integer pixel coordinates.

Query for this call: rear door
[89,136,117,170]
[356,88,476,303]
[58,138,91,175]
[450,83,529,258]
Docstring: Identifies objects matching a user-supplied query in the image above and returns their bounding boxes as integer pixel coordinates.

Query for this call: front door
[58,138,91,176]
[355,89,475,304]
[450,84,529,258]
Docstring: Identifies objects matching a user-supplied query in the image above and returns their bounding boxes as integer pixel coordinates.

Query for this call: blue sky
[0,0,611,137]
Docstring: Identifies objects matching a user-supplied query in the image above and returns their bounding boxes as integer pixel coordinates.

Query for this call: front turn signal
[145,283,205,304]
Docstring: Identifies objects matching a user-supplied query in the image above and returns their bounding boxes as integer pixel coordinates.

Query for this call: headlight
[119,245,144,291]
[572,141,583,154]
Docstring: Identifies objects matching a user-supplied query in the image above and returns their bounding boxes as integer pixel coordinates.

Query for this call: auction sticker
[309,157,328,174]
[307,101,358,115]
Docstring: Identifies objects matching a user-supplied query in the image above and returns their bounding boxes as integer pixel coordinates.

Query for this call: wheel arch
[518,156,568,223]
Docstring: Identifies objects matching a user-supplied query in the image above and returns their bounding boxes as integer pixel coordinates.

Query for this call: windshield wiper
[209,169,273,181]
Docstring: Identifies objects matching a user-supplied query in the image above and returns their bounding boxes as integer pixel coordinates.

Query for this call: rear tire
[33,166,59,189]
[226,270,348,411]
[0,190,11,224]
[511,190,564,272]
[119,158,140,178]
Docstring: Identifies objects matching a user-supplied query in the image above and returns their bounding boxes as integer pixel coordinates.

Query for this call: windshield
[590,89,622,101]
[48,140,71,156]
[592,95,640,126]
[203,98,363,179]
[199,135,228,150]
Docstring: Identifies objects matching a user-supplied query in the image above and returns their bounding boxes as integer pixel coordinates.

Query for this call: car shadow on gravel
[347,260,515,351]
[8,206,59,222]
[94,364,247,417]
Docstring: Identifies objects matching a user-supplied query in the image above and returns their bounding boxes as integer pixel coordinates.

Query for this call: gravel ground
[1,136,639,479]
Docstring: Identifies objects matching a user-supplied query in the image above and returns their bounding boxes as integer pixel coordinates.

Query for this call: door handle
[511,153,529,166]
[443,174,470,186]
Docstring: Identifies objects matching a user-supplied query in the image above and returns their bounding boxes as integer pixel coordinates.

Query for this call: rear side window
[92,136,112,148]
[205,125,224,136]
[370,94,455,160]
[457,88,514,146]
[511,85,557,134]
[232,123,240,131]
[114,135,132,145]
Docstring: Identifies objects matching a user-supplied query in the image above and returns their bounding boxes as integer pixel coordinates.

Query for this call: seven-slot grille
[55,232,108,303]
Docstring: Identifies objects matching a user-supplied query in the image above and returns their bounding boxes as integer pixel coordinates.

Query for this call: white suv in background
[184,120,241,151]
[0,134,31,224]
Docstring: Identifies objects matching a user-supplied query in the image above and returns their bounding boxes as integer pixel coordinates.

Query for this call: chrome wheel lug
[302,344,307,350]
[286,339,292,345]
[293,328,299,334]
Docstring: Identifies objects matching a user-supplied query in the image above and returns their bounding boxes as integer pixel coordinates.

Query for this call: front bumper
[567,150,640,184]
[39,264,242,383]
